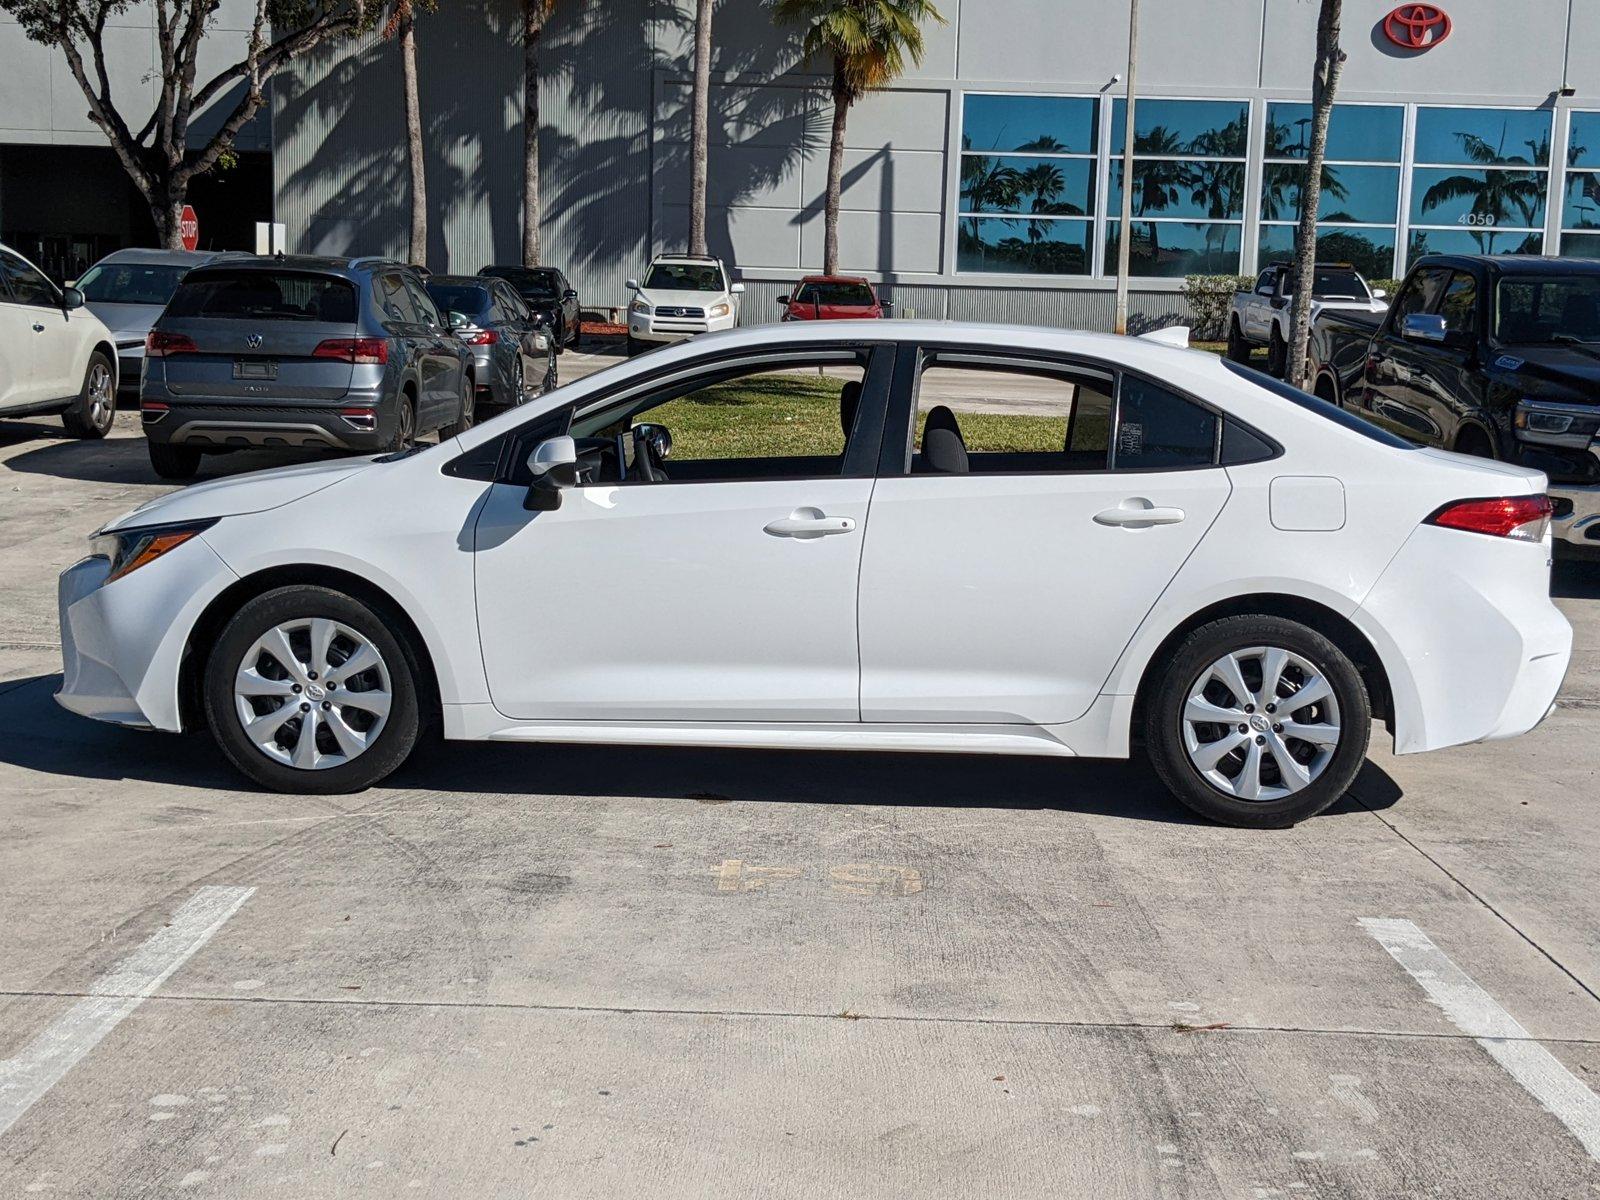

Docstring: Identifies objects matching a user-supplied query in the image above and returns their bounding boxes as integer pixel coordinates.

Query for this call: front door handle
[32,323,45,332]
[764,506,857,539]
[1094,498,1186,529]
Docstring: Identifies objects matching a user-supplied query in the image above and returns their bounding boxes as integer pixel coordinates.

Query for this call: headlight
[708,302,731,318]
[89,519,217,584]
[1515,398,1599,439]
[629,298,652,316]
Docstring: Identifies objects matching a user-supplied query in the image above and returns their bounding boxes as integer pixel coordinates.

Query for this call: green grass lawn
[651,373,1073,460]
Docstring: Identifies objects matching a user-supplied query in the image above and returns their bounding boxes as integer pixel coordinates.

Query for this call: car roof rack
[659,252,719,263]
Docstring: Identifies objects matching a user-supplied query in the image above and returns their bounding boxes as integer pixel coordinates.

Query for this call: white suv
[0,242,119,439]
[625,254,744,355]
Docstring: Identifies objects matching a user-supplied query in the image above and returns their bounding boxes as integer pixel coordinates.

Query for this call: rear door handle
[764,507,857,539]
[32,323,45,332]
[1094,499,1186,528]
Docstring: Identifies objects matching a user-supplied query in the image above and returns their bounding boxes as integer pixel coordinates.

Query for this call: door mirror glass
[776,295,790,306]
[729,282,746,294]
[625,278,640,291]
[525,435,579,510]
[1371,287,1387,300]
[563,288,578,300]
[1401,312,1448,343]
[448,310,469,330]
[62,286,86,311]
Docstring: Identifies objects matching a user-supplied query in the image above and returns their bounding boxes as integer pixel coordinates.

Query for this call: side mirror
[625,278,640,291]
[880,299,894,316]
[1401,312,1448,344]
[62,287,86,311]
[447,310,469,330]
[1371,288,1388,300]
[524,435,578,511]
[563,288,578,300]
[730,282,746,294]
[776,295,790,306]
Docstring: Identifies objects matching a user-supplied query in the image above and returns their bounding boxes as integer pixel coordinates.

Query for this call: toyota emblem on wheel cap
[1382,4,1451,51]
[246,333,263,349]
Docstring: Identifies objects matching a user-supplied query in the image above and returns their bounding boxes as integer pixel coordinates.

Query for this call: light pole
[1113,0,1140,335]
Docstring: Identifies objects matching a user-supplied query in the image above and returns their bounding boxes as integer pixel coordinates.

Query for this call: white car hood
[103,455,380,532]
[639,287,727,309]
[87,301,163,345]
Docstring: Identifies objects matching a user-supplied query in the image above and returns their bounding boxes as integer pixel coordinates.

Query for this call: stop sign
[179,204,199,251]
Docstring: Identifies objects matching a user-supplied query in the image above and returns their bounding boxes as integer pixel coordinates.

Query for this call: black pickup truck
[1309,254,1600,550]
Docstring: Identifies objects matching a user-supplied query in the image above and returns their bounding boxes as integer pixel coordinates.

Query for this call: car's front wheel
[1144,615,1370,828]
[203,586,421,794]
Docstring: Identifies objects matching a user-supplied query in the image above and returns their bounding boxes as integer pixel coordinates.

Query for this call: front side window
[644,263,725,292]
[406,278,443,326]
[1439,272,1480,336]
[1389,267,1450,321]
[0,250,60,306]
[1408,106,1550,265]
[567,354,871,484]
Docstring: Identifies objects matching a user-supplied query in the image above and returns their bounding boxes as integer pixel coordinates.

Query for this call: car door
[1,248,72,404]
[1363,266,1451,439]
[404,276,458,423]
[1245,271,1277,340]
[857,346,1233,726]
[471,344,890,721]
[0,266,40,410]
[494,283,535,394]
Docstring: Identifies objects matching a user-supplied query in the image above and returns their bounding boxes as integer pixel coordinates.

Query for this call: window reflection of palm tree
[1420,126,1545,254]
[1115,126,1192,268]
[1567,136,1600,231]
[1188,118,1249,270]
[960,132,1087,269]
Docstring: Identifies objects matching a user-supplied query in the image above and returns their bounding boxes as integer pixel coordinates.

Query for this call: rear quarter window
[168,270,357,323]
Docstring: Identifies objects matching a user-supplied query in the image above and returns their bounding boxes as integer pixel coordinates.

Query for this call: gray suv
[141,256,474,479]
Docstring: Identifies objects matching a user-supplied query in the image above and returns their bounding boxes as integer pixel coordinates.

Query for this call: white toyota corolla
[57,322,1571,826]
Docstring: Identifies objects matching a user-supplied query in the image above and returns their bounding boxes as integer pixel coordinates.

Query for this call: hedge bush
[1182,275,1254,340]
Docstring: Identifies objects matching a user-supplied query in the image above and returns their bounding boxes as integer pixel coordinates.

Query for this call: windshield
[644,263,724,292]
[1495,277,1600,345]
[794,281,874,306]
[483,267,559,300]
[425,283,490,318]
[166,270,358,322]
[76,262,189,306]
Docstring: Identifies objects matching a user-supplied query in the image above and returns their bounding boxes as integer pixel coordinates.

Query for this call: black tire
[1225,319,1249,364]
[1144,615,1371,828]
[388,391,417,452]
[509,357,526,406]
[148,440,201,480]
[1267,325,1288,378]
[626,335,645,358]
[1455,425,1497,459]
[203,586,422,795]
[1314,374,1341,408]
[441,375,475,439]
[570,318,582,350]
[62,351,116,439]
[552,317,566,355]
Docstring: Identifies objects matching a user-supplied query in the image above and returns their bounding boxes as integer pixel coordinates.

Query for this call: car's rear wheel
[148,441,201,480]
[1267,326,1288,377]
[62,352,116,439]
[1144,615,1371,828]
[203,586,421,794]
[442,375,474,439]
[1225,319,1249,364]
[388,392,417,452]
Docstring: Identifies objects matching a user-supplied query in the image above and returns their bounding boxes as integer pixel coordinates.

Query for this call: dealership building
[5,0,1600,327]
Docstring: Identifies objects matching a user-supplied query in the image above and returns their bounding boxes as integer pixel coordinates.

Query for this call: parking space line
[0,885,254,1139]
[1360,917,1600,1161]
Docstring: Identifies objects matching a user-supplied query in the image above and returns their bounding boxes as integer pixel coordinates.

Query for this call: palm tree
[773,0,946,274]
[521,0,557,266]
[1286,0,1346,389]
[384,0,433,265]
[1420,127,1545,254]
[688,0,716,254]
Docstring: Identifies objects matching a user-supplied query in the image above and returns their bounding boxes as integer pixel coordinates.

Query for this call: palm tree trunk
[399,5,427,267]
[522,0,544,266]
[1287,0,1346,389]
[688,0,714,256]
[823,72,849,275]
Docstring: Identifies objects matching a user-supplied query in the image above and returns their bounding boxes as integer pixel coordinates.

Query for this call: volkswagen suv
[141,256,475,479]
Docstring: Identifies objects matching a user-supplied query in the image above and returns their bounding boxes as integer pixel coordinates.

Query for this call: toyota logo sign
[1382,4,1451,51]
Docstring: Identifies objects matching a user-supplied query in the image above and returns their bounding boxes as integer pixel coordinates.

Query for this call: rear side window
[1114,377,1218,469]
[1221,360,1414,448]
[168,270,357,322]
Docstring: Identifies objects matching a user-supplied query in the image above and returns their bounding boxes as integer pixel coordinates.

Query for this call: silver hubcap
[234,619,392,771]
[87,362,112,427]
[1182,646,1341,802]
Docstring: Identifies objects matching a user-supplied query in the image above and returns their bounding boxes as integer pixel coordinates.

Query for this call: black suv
[141,256,475,479]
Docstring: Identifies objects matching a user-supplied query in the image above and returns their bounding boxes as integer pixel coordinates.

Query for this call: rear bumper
[141,383,395,452]
[1549,482,1600,548]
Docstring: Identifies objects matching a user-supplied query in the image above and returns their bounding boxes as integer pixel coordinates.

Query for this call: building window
[1407,106,1550,265]
[1104,98,1250,277]
[958,94,1098,276]
[1562,111,1600,259]
[1258,103,1402,279]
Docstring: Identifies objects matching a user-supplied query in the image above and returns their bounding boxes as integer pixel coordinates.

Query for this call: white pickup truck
[1226,262,1388,377]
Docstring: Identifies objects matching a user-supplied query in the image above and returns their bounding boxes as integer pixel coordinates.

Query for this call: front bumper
[56,535,237,731]
[628,311,737,343]
[116,344,144,395]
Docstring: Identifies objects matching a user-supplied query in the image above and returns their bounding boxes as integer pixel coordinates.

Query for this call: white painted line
[1360,917,1600,1161]
[0,886,254,1139]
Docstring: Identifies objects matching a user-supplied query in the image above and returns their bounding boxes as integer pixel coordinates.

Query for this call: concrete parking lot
[2,368,1599,1198]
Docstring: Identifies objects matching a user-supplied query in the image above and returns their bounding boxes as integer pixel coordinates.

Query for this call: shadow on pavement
[2,673,1402,827]
[0,424,355,486]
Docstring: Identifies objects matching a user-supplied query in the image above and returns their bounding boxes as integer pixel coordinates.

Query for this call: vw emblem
[246,333,263,349]
[1382,4,1451,50]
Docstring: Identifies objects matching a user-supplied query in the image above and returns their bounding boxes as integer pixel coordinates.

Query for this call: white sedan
[56,321,1571,827]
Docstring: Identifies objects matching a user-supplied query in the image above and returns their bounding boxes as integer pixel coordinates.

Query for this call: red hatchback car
[778,275,887,321]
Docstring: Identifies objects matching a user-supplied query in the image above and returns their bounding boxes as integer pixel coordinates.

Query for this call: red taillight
[313,337,388,364]
[145,331,197,357]
[1426,494,1552,542]
[460,329,498,345]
